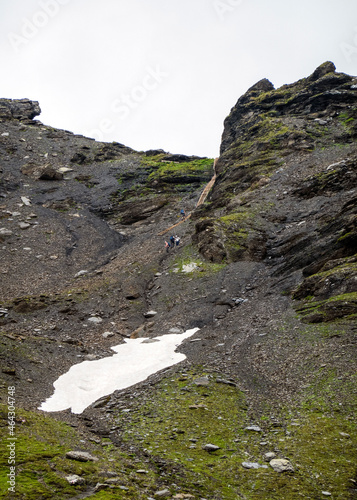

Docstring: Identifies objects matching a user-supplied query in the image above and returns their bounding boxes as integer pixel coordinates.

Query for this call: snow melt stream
[39,328,199,414]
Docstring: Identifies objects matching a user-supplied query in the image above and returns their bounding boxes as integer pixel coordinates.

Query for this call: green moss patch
[0,406,159,499]
[103,366,357,499]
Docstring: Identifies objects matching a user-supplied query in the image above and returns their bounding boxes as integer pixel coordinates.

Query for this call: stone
[65,474,85,485]
[154,489,170,497]
[0,98,41,121]
[102,331,115,338]
[242,462,268,469]
[216,378,236,387]
[57,167,73,173]
[94,483,109,492]
[75,270,88,277]
[0,228,13,237]
[269,458,294,473]
[136,469,149,474]
[144,310,158,318]
[20,196,31,206]
[245,425,262,432]
[87,316,103,324]
[193,376,210,386]
[321,492,332,497]
[169,327,183,334]
[19,222,31,229]
[264,452,276,460]
[38,165,63,180]
[202,444,220,452]
[66,451,98,462]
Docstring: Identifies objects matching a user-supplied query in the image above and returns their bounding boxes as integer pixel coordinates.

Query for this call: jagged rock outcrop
[193,62,357,322]
[0,98,41,121]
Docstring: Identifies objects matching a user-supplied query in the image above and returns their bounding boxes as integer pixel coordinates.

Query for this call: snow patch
[39,328,199,414]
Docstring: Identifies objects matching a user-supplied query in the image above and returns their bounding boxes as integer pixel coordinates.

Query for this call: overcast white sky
[1,0,357,157]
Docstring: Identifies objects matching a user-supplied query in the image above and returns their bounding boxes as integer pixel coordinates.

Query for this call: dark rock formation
[0,98,41,121]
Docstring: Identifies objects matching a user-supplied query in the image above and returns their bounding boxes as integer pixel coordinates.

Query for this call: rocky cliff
[0,63,356,499]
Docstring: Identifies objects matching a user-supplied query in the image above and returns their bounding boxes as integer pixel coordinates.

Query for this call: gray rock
[65,474,85,485]
[264,452,276,460]
[88,316,103,323]
[194,376,210,386]
[94,483,110,492]
[20,196,31,206]
[66,451,99,462]
[168,327,183,334]
[269,458,294,473]
[245,425,262,432]
[216,378,236,387]
[38,165,63,180]
[202,444,220,452]
[242,462,268,469]
[102,331,115,338]
[154,489,170,497]
[19,222,31,229]
[0,98,41,121]
[0,228,13,237]
[144,310,158,318]
[75,270,88,277]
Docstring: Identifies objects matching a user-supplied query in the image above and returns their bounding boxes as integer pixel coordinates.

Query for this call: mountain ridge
[0,61,356,499]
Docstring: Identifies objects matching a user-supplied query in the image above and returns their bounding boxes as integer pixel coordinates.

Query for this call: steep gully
[39,161,219,414]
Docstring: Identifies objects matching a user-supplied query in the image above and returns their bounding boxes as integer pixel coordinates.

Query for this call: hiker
[170,235,175,248]
[164,241,170,252]
[180,209,186,219]
[175,235,180,246]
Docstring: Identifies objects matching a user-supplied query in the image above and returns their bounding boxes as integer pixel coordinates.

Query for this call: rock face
[192,61,357,325]
[0,98,41,121]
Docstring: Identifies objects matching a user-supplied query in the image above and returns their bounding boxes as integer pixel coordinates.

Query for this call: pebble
[216,378,236,387]
[245,425,262,432]
[169,327,183,334]
[66,451,98,462]
[88,316,103,324]
[202,444,220,452]
[65,474,85,485]
[154,489,170,497]
[242,462,268,469]
[144,310,158,318]
[102,331,115,338]
[269,458,294,473]
[194,376,210,386]
[75,270,88,277]
[264,452,276,460]
[321,492,332,497]
[0,228,13,237]
[19,222,31,229]
[20,196,31,206]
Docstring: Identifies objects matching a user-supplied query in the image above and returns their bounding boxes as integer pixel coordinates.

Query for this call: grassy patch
[170,244,226,275]
[0,406,160,499]
[106,368,357,499]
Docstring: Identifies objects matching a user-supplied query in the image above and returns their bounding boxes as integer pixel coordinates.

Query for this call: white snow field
[39,328,199,414]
